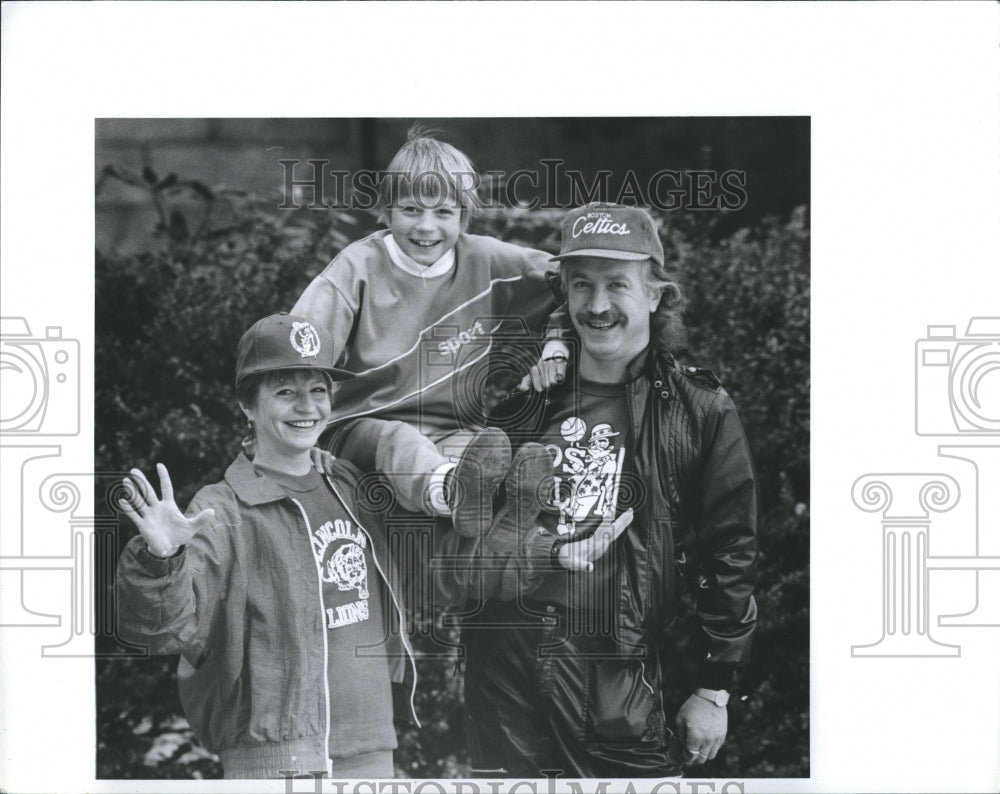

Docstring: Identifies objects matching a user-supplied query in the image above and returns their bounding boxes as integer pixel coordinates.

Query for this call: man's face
[564,258,659,372]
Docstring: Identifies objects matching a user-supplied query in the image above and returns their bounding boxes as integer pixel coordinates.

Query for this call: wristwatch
[694,687,730,707]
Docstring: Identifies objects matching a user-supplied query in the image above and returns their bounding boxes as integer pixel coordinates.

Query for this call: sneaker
[484,443,555,551]
[449,428,512,537]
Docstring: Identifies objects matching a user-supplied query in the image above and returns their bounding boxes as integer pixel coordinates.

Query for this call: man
[454,203,759,779]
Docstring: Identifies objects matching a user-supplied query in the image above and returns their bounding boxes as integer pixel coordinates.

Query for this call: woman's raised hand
[119,463,215,558]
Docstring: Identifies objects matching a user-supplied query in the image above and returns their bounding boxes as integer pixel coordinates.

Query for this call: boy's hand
[517,354,568,393]
[310,447,338,475]
[557,508,632,571]
[119,464,214,558]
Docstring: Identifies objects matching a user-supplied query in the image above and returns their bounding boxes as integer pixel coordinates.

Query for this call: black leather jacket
[485,346,759,684]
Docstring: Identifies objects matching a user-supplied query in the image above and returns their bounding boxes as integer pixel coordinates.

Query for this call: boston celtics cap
[551,203,664,267]
[235,313,354,386]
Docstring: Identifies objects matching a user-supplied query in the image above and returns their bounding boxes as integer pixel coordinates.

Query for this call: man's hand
[517,355,568,393]
[309,447,338,475]
[674,693,728,765]
[557,508,633,572]
[119,464,214,558]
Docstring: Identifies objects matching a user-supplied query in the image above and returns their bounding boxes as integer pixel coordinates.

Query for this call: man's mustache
[576,312,624,325]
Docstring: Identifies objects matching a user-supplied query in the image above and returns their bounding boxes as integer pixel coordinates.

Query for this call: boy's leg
[434,428,511,538]
[440,433,557,548]
[331,420,511,532]
[485,443,554,552]
[330,418,448,514]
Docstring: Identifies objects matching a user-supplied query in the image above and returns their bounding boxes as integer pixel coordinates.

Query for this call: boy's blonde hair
[377,125,480,231]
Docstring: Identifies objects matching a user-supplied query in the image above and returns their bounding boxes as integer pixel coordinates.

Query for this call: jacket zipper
[289,497,333,777]
[638,660,656,696]
[325,476,422,728]
[621,377,640,642]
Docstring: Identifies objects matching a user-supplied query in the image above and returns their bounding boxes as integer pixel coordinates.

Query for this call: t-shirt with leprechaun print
[528,377,636,617]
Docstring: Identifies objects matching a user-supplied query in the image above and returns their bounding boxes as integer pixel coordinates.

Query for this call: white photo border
[1,2,998,793]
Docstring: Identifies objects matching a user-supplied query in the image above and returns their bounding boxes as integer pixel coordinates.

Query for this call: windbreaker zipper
[289,497,333,776]
[325,476,422,728]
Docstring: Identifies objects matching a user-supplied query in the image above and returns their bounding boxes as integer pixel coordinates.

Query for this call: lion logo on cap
[290,321,321,358]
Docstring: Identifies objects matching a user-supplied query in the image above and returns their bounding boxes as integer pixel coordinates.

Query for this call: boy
[292,129,565,537]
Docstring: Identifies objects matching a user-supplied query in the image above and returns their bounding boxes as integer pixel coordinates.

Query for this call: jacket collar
[622,346,676,385]
[223,453,294,506]
[622,348,652,382]
[559,333,675,387]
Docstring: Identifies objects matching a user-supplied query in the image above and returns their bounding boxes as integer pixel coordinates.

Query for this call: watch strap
[694,687,730,707]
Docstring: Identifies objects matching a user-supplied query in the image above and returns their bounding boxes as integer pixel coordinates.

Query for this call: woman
[116,313,417,779]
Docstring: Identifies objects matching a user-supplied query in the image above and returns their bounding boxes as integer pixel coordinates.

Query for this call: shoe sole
[484,443,555,548]
[450,428,512,537]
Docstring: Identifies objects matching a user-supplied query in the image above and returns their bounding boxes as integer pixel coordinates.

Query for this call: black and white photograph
[1,4,998,794]
[94,117,809,782]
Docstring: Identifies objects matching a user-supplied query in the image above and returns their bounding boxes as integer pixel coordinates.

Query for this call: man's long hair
[644,258,688,355]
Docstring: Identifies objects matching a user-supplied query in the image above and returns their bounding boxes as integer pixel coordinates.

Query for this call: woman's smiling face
[243,369,333,466]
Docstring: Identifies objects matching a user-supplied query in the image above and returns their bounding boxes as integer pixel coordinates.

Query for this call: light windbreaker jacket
[116,454,417,779]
